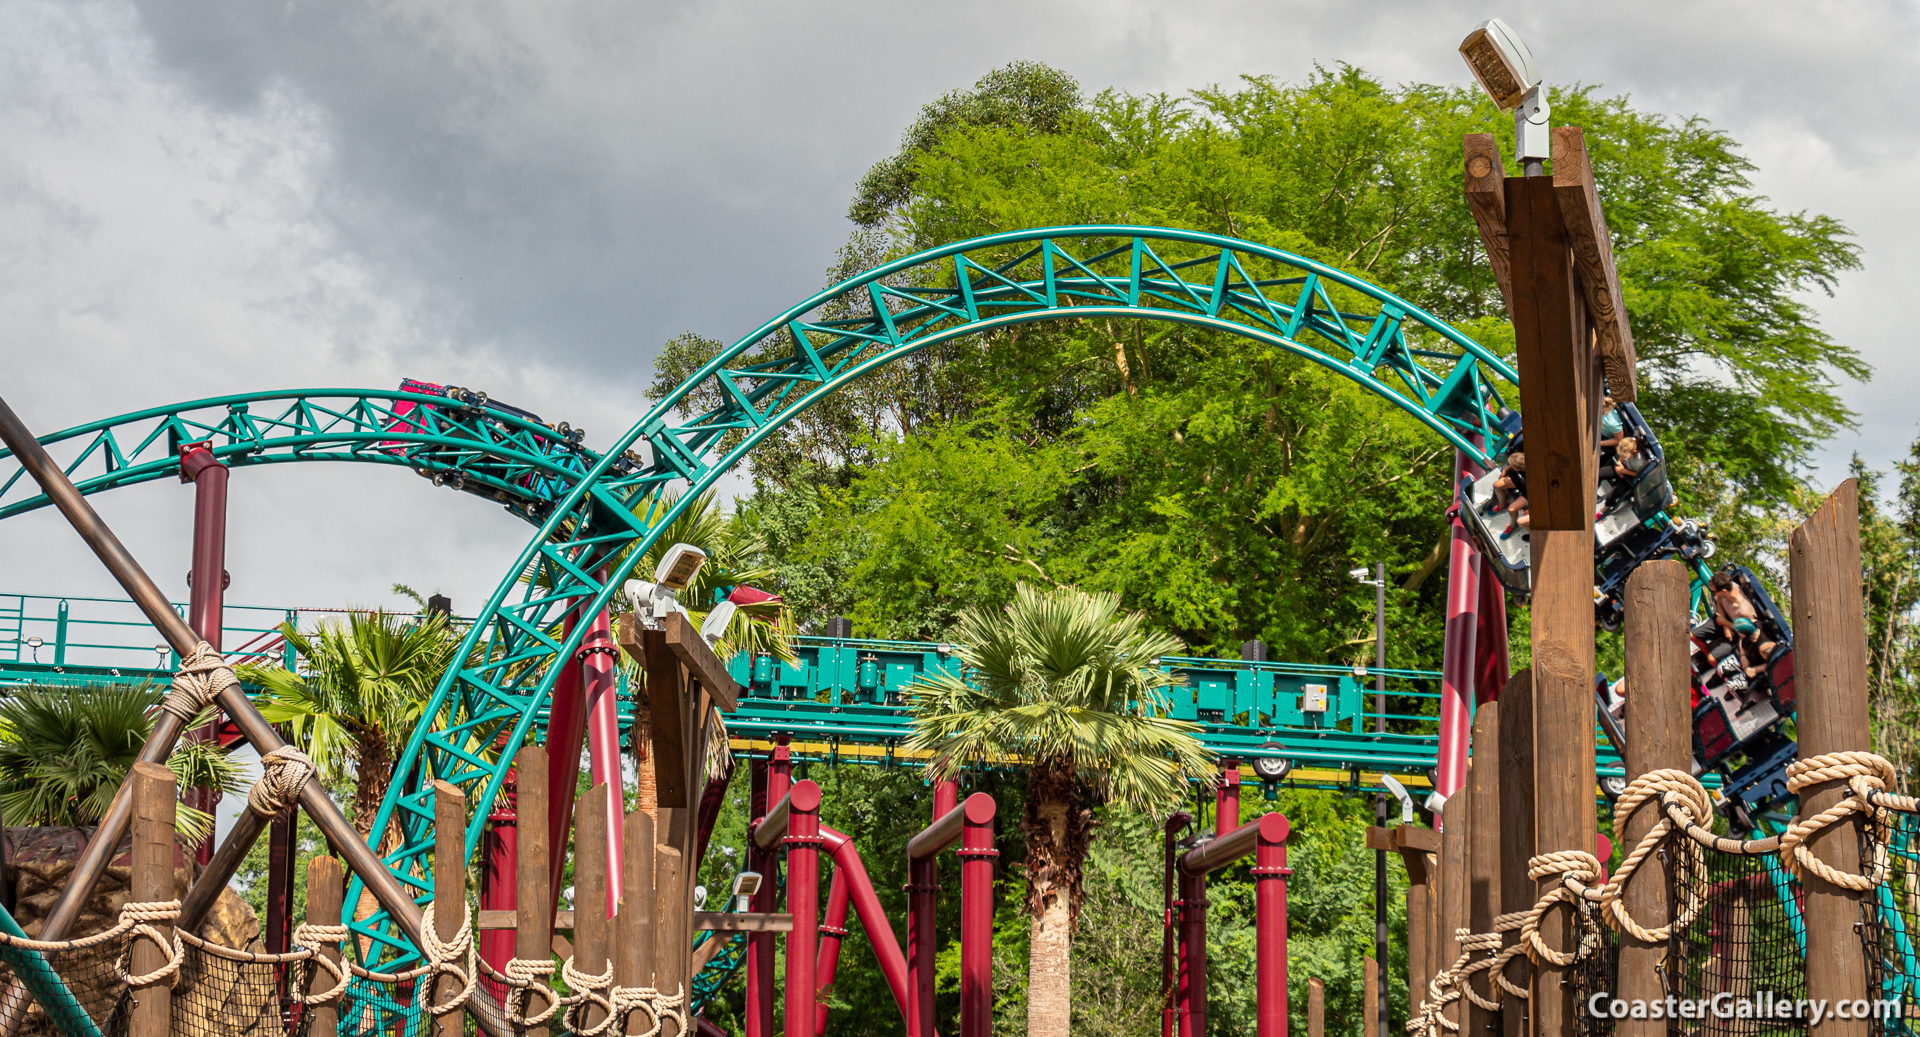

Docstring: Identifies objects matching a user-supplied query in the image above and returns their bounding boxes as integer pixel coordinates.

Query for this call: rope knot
[248,746,316,817]
[161,642,239,722]
[112,900,184,988]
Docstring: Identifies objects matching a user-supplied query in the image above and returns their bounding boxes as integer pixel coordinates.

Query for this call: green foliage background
[644,57,1897,1037]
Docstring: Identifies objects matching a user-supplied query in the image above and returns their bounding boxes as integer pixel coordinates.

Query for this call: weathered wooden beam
[656,846,688,1037]
[434,780,467,1037]
[1308,977,1326,1037]
[618,808,656,1036]
[1496,670,1535,1037]
[1465,703,1502,1037]
[129,763,174,1037]
[1618,562,1690,1037]
[1438,779,1470,1034]
[693,912,795,932]
[516,746,553,1037]
[1506,175,1599,531]
[305,857,345,1034]
[1790,481,1872,1037]
[1464,133,1514,317]
[662,611,740,712]
[617,615,690,808]
[575,785,613,1035]
[1364,956,1380,1037]
[1551,127,1638,403]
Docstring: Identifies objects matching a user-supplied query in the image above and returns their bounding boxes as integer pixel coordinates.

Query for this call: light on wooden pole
[1618,562,1690,1037]
[1790,482,1873,1037]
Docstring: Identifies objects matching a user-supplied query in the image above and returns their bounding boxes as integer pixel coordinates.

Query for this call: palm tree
[902,583,1215,1037]
[238,610,461,839]
[0,683,245,843]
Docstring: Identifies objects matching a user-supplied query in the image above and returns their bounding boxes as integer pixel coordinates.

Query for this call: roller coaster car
[387,378,596,511]
[1458,403,1705,630]
[1690,564,1795,772]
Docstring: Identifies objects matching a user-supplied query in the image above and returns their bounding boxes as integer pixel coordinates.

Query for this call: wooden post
[1402,845,1433,1026]
[513,746,552,1037]
[1790,481,1872,1037]
[434,780,468,1037]
[655,846,686,1037]
[1496,670,1535,1037]
[128,762,174,1037]
[618,809,656,1035]
[305,857,344,1035]
[576,783,613,1035]
[1617,562,1690,1037]
[1364,956,1380,1037]
[1439,777,1471,1034]
[1466,704,1502,1037]
[1508,155,1600,1037]
[1308,976,1325,1037]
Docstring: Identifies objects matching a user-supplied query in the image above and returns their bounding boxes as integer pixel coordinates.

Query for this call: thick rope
[110,901,185,987]
[1489,911,1530,1000]
[290,922,351,1005]
[162,643,240,722]
[1520,852,1601,968]
[1600,769,1710,942]
[1781,751,1902,891]
[478,953,561,1027]
[414,900,478,1017]
[247,745,316,818]
[559,957,617,1037]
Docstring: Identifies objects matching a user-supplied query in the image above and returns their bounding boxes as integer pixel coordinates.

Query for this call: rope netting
[1668,823,1808,1037]
[1862,805,1920,1037]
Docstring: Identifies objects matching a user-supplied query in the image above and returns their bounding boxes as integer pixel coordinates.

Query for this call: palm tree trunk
[1024,755,1083,1037]
[632,703,657,817]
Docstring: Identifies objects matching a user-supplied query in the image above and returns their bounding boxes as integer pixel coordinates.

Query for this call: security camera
[1348,567,1370,581]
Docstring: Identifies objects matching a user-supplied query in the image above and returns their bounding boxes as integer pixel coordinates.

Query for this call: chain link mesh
[1668,831,1809,1037]
[1862,809,1920,1037]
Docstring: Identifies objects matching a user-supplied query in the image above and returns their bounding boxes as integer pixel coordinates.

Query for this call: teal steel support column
[52,601,66,667]
[0,899,99,1037]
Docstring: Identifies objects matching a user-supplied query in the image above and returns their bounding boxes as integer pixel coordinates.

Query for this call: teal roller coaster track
[0,226,1524,973]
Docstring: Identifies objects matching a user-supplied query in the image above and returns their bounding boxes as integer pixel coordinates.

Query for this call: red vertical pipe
[580,608,625,915]
[1178,869,1209,1037]
[1437,445,1485,805]
[957,793,998,1037]
[480,764,518,988]
[1215,759,1241,838]
[1473,546,1511,705]
[813,867,850,1034]
[746,760,773,1037]
[180,445,228,868]
[784,780,824,1037]
[750,744,791,1037]
[695,759,735,866]
[544,608,587,917]
[911,780,957,1037]
[1254,814,1293,1037]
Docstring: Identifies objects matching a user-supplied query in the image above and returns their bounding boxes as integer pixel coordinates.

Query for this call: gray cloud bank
[3,0,1914,615]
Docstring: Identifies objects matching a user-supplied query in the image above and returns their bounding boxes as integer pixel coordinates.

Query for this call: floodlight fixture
[1380,774,1417,825]
[1459,18,1552,167]
[700,600,738,646]
[654,543,709,591]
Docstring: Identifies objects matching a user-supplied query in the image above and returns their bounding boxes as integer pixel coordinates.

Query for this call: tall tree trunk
[1024,756,1083,1037]
[632,702,658,817]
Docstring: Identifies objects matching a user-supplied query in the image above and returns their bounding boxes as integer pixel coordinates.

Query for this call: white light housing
[1459,18,1540,111]
[623,577,689,630]
[1460,18,1552,164]
[732,871,763,897]
[701,600,738,645]
[1380,774,1417,825]
[1349,567,1370,581]
[654,543,709,591]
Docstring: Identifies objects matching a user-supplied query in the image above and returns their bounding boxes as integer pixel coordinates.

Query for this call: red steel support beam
[908,780,959,1037]
[782,781,824,1037]
[1436,446,1484,804]
[1181,813,1293,1037]
[1215,759,1241,838]
[814,826,913,1031]
[480,761,518,992]
[957,794,998,1037]
[180,444,229,867]
[813,865,850,1034]
[747,745,789,1037]
[544,608,586,918]
[1162,811,1191,1037]
[582,606,626,916]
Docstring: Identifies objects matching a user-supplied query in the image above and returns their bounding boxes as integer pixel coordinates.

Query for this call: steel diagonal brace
[0,395,519,1037]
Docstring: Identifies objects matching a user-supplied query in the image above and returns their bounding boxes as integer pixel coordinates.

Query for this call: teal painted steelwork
[0,389,604,523]
[0,227,1522,979]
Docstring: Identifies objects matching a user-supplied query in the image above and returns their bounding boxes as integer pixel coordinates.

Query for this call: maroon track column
[1254,814,1292,1037]
[783,780,824,1037]
[909,780,959,1037]
[1178,868,1208,1037]
[1216,758,1241,837]
[748,744,791,1037]
[813,867,850,1034]
[957,793,998,1037]
[479,760,518,992]
[581,607,625,909]
[179,444,229,866]
[1436,446,1484,803]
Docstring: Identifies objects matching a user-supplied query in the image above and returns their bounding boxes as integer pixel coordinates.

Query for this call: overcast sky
[3,0,1915,625]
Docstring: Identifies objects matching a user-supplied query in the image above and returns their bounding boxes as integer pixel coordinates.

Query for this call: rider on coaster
[1709,570,1778,685]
